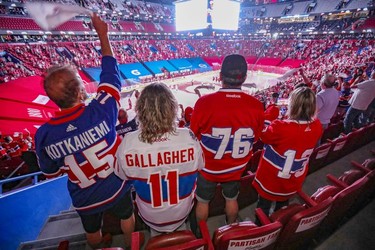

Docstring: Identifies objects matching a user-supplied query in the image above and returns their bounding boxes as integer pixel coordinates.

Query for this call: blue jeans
[343,106,363,134]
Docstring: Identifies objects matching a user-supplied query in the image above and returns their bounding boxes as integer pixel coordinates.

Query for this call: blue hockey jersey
[35,56,129,215]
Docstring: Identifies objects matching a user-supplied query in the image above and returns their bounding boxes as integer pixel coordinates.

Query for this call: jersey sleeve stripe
[97,84,121,101]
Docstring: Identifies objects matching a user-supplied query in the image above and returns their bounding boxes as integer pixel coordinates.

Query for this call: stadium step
[18,233,86,250]
[18,213,86,250]
[38,213,84,239]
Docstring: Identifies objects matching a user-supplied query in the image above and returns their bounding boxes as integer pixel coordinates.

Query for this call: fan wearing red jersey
[115,83,204,236]
[190,54,264,230]
[253,87,323,218]
[35,14,134,249]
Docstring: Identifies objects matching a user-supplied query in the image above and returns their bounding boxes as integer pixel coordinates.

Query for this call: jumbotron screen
[175,0,241,31]
[211,0,241,31]
[175,0,208,31]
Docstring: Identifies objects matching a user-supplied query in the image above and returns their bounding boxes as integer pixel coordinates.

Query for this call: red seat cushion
[311,185,341,203]
[363,158,375,170]
[213,221,257,246]
[145,230,196,250]
[339,170,365,185]
[270,204,306,225]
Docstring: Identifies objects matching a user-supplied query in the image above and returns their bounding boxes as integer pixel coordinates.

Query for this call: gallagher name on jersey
[124,147,195,168]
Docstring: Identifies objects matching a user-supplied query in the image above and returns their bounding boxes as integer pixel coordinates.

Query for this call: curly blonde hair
[136,82,178,144]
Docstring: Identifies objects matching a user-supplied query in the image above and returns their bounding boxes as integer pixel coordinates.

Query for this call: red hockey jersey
[253,119,323,201]
[190,88,264,182]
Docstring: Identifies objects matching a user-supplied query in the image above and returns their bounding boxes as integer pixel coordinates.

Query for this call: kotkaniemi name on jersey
[44,120,110,160]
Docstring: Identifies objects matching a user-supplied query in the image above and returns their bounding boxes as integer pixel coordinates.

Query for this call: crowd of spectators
[0,131,34,161]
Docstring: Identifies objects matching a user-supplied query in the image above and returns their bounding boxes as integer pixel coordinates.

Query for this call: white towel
[25,2,92,31]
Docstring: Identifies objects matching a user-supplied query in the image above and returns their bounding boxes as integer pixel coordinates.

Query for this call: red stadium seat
[311,174,367,235]
[213,209,282,250]
[307,142,332,174]
[131,221,214,250]
[324,134,348,165]
[270,191,333,250]
[252,140,264,152]
[320,121,343,143]
[244,150,263,174]
[338,170,366,185]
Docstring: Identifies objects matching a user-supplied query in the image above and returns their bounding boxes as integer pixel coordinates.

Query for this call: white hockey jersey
[115,128,204,232]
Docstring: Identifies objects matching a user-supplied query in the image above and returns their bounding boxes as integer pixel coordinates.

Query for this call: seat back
[213,221,282,250]
[338,170,366,185]
[244,149,262,174]
[132,221,214,250]
[208,174,258,217]
[271,198,333,250]
[324,135,348,165]
[320,121,343,143]
[21,150,39,173]
[145,231,197,250]
[317,177,366,232]
[307,143,332,174]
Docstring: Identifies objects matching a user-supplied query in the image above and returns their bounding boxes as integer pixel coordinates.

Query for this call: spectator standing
[35,14,134,249]
[253,87,323,218]
[344,70,375,133]
[316,74,340,129]
[190,54,264,228]
[115,83,204,236]
[264,92,280,123]
[116,108,138,138]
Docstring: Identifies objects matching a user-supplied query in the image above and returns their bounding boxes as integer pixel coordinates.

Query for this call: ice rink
[120,70,281,120]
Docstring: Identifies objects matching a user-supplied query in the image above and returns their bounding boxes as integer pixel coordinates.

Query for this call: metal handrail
[0,171,43,196]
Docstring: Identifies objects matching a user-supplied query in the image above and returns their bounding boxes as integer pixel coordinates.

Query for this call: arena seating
[311,174,367,236]
[308,143,332,174]
[207,174,258,218]
[131,221,214,250]
[269,191,333,250]
[244,149,262,174]
[213,209,282,250]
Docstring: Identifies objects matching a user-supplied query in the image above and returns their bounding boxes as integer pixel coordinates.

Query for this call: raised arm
[91,13,113,57]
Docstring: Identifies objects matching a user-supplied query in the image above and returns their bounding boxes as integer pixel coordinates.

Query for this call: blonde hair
[288,87,316,121]
[135,83,178,144]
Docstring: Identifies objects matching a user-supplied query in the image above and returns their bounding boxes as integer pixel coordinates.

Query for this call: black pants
[255,196,289,225]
